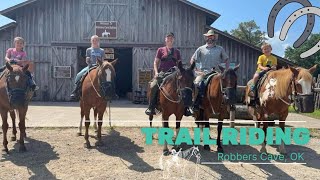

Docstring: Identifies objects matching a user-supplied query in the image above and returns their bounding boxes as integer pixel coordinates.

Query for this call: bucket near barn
[295,94,315,113]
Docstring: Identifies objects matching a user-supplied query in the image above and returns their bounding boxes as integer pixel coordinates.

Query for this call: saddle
[78,66,97,96]
[248,71,270,106]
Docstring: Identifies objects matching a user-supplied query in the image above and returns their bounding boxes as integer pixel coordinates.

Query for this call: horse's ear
[289,66,299,77]
[218,64,225,72]
[234,64,240,72]
[97,59,103,66]
[177,61,184,72]
[22,64,29,72]
[308,64,317,74]
[110,58,118,67]
[6,62,13,72]
[189,60,196,71]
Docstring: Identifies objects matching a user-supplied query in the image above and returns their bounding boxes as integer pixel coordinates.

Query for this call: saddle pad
[204,72,218,87]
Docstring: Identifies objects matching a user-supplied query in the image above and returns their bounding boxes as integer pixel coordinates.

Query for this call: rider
[249,42,277,97]
[190,29,229,112]
[145,32,193,116]
[70,35,105,100]
[0,37,38,91]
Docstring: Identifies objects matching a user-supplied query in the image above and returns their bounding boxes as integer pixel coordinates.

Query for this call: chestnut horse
[194,65,240,153]
[78,59,117,148]
[0,62,32,153]
[148,61,195,154]
[245,65,317,154]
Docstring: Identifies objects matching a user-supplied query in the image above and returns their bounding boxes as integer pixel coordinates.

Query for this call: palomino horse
[148,61,195,154]
[0,62,32,153]
[245,65,317,154]
[78,59,117,148]
[194,65,240,153]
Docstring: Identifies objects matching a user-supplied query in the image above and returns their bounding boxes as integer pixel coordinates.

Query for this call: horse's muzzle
[294,94,315,113]
[181,88,193,106]
[101,82,115,100]
[9,89,27,108]
[224,87,237,105]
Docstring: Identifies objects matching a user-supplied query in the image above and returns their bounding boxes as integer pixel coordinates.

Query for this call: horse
[245,65,317,154]
[159,146,201,179]
[0,62,33,153]
[148,61,195,154]
[194,64,240,153]
[77,59,117,148]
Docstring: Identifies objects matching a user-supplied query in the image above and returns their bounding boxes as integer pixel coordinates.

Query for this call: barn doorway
[77,47,133,99]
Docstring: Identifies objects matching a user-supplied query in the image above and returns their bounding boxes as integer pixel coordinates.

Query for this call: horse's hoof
[217,147,224,153]
[204,145,211,151]
[19,146,27,152]
[2,148,9,154]
[11,136,16,142]
[84,142,91,149]
[77,132,82,136]
[96,141,104,147]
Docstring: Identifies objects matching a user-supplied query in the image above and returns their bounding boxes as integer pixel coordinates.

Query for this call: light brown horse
[148,61,195,154]
[0,62,32,153]
[194,65,240,153]
[245,65,317,154]
[78,59,117,148]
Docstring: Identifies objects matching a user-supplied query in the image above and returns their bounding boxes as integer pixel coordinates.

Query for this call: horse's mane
[267,69,293,98]
[297,68,312,83]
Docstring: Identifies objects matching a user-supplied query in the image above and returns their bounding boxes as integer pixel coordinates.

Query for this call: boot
[145,87,158,116]
[192,82,205,112]
[70,81,81,101]
[26,71,39,91]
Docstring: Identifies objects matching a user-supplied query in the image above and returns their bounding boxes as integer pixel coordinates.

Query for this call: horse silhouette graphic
[268,0,320,58]
[159,146,201,179]
[102,29,111,37]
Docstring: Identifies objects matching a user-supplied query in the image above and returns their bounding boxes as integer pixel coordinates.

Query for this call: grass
[288,106,320,119]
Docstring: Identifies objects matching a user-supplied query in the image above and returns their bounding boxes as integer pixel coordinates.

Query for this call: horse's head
[5,62,29,108]
[96,59,117,100]
[289,65,317,113]
[218,64,240,105]
[176,61,196,106]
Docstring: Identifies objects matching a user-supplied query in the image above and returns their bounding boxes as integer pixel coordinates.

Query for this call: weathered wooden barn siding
[0,30,14,65]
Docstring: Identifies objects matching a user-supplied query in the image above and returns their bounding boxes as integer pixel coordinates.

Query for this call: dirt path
[0,127,319,179]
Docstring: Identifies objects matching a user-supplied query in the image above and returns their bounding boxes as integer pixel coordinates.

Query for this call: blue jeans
[75,65,97,83]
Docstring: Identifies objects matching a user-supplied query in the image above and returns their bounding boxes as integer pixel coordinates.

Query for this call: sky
[1,0,320,57]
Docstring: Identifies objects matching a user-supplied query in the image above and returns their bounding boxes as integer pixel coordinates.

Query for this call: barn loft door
[51,46,77,101]
[83,2,128,39]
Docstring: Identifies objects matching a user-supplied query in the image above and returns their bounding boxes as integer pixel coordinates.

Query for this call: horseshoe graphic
[268,0,315,48]
[281,7,320,58]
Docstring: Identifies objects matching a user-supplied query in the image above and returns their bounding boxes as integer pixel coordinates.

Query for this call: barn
[0,0,294,101]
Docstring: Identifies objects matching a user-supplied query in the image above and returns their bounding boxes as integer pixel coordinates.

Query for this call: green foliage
[230,20,267,47]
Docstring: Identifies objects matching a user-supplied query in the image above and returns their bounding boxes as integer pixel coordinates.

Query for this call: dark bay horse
[194,64,240,153]
[78,59,117,148]
[0,62,32,153]
[245,65,317,154]
[148,61,195,154]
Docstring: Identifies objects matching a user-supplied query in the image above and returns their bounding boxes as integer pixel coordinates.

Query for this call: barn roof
[0,0,220,24]
[0,22,17,32]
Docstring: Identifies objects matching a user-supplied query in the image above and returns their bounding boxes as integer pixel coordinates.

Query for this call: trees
[230,20,267,47]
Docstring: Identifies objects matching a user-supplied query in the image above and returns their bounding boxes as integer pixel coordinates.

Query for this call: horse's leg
[93,107,98,132]
[10,110,17,141]
[260,120,268,153]
[1,110,9,153]
[162,113,170,155]
[278,112,288,155]
[203,110,211,151]
[229,105,236,128]
[174,113,183,151]
[217,113,224,153]
[78,100,84,136]
[96,105,106,146]
[84,106,91,148]
[18,108,27,152]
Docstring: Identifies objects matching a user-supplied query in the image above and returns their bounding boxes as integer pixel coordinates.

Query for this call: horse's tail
[159,153,164,170]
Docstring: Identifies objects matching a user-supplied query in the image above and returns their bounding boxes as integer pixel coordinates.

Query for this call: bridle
[158,69,193,104]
